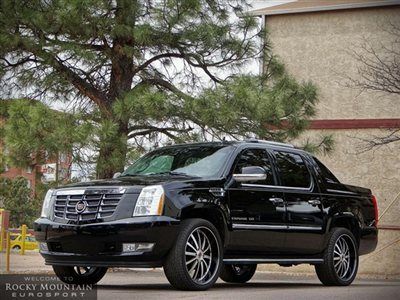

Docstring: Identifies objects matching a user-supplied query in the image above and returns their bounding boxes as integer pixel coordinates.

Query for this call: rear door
[227,148,286,254]
[272,150,325,254]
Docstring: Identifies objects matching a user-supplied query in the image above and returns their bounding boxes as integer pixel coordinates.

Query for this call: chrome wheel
[333,234,357,281]
[185,226,220,285]
[53,265,108,285]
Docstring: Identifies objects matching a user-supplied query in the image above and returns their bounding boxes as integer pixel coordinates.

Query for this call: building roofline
[249,0,400,16]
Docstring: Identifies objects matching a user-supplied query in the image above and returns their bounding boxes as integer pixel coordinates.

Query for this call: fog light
[39,242,48,251]
[122,243,154,253]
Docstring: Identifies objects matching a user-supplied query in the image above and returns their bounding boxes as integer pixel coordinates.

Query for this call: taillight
[372,195,379,226]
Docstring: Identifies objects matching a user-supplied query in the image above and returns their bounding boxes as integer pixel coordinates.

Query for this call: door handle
[269,198,284,205]
[308,199,321,206]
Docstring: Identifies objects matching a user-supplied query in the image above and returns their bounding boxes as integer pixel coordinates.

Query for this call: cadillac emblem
[75,201,86,213]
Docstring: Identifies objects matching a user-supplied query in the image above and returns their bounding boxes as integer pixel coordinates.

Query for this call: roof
[249,0,400,16]
[161,140,296,150]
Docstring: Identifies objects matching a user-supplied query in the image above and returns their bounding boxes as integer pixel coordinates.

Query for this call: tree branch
[132,53,184,76]
[16,37,111,116]
[128,125,193,139]
[355,129,400,153]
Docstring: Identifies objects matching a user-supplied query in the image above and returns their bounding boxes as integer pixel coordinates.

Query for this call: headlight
[41,189,54,218]
[133,185,165,216]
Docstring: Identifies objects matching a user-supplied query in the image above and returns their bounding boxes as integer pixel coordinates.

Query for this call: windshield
[121,145,234,178]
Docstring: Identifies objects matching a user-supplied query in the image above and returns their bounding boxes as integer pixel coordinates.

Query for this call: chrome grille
[54,191,124,222]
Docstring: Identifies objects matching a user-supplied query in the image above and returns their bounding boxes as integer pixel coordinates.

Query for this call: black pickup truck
[34,140,378,290]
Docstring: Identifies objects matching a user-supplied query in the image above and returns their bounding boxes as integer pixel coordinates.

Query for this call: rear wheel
[52,266,108,285]
[315,228,358,286]
[163,218,223,290]
[219,264,257,283]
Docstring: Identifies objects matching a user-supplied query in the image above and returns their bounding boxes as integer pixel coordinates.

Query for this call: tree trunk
[96,119,129,179]
[95,0,134,179]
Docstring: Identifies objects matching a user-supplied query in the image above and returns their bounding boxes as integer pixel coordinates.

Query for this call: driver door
[227,148,286,254]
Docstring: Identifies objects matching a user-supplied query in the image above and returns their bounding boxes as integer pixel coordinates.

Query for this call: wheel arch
[180,206,229,247]
[327,215,361,246]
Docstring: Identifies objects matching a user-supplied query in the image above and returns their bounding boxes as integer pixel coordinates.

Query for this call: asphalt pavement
[2,252,398,299]
[97,270,400,300]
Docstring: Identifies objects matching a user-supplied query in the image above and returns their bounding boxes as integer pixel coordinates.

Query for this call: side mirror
[113,172,121,179]
[232,166,267,183]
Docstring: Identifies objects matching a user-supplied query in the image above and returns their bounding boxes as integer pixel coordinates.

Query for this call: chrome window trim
[241,179,314,192]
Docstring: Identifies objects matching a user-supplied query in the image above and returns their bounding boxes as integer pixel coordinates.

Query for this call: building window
[60,153,68,163]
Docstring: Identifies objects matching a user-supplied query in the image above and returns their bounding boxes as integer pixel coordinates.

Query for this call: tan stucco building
[251,0,400,277]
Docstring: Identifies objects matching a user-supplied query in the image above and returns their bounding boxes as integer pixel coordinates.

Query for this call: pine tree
[0,176,42,227]
[0,1,330,178]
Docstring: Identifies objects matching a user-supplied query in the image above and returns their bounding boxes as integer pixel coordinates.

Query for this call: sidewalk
[0,250,52,274]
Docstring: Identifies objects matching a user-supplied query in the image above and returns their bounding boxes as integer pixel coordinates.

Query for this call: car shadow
[97,281,326,291]
[96,280,398,291]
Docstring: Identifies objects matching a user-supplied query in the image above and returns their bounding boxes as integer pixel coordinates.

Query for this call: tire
[52,266,108,285]
[219,264,257,283]
[12,245,21,250]
[315,227,359,286]
[163,218,223,290]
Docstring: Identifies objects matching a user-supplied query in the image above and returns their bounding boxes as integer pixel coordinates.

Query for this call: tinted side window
[313,157,340,184]
[274,151,311,188]
[234,149,274,185]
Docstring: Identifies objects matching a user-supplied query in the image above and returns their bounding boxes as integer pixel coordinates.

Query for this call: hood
[58,174,223,193]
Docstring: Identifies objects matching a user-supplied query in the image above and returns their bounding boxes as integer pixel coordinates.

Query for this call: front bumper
[34,216,180,268]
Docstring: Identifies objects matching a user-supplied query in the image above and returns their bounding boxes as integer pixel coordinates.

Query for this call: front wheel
[219,264,257,283]
[163,218,223,290]
[315,228,358,286]
[52,266,108,285]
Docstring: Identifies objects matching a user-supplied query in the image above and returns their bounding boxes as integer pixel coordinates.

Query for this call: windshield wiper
[117,174,140,178]
[118,171,199,177]
[147,171,198,177]
[169,171,193,176]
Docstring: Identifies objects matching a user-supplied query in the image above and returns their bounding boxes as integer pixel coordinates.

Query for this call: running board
[223,258,324,264]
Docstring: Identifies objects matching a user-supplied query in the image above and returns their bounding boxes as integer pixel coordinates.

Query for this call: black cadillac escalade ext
[34,140,378,290]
